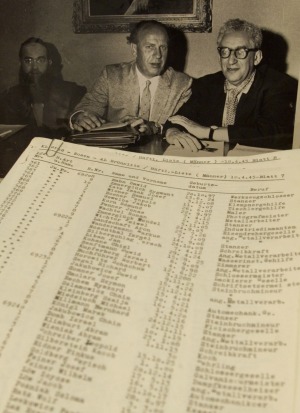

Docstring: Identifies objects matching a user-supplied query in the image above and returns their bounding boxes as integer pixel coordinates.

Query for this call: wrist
[212,127,229,143]
[69,110,84,130]
[208,125,218,141]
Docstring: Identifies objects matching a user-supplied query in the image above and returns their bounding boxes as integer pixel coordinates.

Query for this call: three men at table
[0,18,296,149]
[165,18,297,150]
[71,20,192,135]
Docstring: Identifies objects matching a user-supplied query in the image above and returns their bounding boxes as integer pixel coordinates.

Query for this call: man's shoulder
[52,79,86,94]
[163,67,192,86]
[256,64,297,90]
[104,61,135,77]
[191,71,224,93]
[3,84,23,95]
[194,71,224,84]
[0,84,28,102]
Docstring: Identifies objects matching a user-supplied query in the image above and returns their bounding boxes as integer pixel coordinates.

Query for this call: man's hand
[72,111,105,132]
[165,127,204,152]
[169,115,209,140]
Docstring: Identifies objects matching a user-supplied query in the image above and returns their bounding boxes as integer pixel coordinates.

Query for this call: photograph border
[73,0,212,33]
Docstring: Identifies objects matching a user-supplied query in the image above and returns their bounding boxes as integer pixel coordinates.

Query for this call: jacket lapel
[150,69,171,122]
[128,63,140,116]
[212,79,227,124]
[236,68,264,122]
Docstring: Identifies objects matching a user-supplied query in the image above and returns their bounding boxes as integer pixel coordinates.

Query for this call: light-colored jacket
[73,61,192,125]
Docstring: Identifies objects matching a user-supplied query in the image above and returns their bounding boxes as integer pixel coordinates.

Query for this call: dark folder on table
[65,122,139,148]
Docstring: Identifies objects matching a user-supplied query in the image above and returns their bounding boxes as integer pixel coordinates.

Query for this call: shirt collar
[224,70,256,95]
[135,65,161,89]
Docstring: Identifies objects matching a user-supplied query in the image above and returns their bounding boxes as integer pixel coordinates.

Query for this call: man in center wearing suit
[70,20,192,135]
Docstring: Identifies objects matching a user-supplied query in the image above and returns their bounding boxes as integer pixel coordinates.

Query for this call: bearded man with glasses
[0,37,86,136]
[165,18,297,151]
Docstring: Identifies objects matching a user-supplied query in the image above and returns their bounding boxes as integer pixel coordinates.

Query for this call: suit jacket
[74,61,192,125]
[0,78,86,137]
[171,64,298,149]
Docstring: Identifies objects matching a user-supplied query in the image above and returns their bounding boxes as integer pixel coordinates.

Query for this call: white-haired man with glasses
[165,18,297,150]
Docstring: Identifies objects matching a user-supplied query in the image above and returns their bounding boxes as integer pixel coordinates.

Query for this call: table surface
[0,125,274,179]
[0,127,172,178]
[0,125,35,178]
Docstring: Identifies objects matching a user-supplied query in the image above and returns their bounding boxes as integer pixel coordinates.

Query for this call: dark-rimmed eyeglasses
[217,47,258,59]
[22,57,47,65]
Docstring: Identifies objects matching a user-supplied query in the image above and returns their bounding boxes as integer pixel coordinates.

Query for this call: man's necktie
[223,72,255,126]
[224,87,240,126]
[140,80,151,121]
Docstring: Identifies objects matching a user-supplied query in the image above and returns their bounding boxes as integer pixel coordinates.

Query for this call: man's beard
[19,70,52,103]
[20,68,49,83]
[27,71,43,84]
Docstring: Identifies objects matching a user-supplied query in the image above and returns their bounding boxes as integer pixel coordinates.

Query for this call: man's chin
[225,72,242,85]
[28,73,43,83]
[149,66,165,76]
[21,72,46,85]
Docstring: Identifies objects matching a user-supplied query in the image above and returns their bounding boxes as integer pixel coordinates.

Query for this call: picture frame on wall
[72,0,212,33]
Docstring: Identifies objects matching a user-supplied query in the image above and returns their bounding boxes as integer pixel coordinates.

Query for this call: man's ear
[254,49,263,66]
[131,43,137,58]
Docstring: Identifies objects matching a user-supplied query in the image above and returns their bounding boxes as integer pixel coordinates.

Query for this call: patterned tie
[140,80,151,120]
[223,72,255,126]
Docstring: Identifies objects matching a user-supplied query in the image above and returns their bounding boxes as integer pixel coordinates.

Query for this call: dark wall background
[0,0,299,93]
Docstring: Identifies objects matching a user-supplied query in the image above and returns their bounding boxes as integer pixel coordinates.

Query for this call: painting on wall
[73,0,212,33]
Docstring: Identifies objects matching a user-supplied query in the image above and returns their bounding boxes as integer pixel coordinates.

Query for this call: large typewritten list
[0,138,299,413]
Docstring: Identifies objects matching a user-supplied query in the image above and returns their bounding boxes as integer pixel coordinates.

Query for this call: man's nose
[154,47,162,58]
[228,51,238,64]
[32,59,38,69]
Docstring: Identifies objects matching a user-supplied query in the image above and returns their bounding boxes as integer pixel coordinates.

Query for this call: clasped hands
[72,111,158,135]
[166,115,210,152]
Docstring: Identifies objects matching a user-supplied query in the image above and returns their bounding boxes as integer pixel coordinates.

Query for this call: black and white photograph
[0,1,300,412]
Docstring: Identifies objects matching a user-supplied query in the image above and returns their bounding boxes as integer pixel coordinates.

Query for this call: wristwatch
[209,125,218,141]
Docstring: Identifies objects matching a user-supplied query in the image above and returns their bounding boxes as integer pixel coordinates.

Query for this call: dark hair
[217,18,263,48]
[19,37,49,59]
[127,20,169,44]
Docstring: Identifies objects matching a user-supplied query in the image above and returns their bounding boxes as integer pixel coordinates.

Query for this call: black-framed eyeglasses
[22,57,47,65]
[217,47,258,59]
